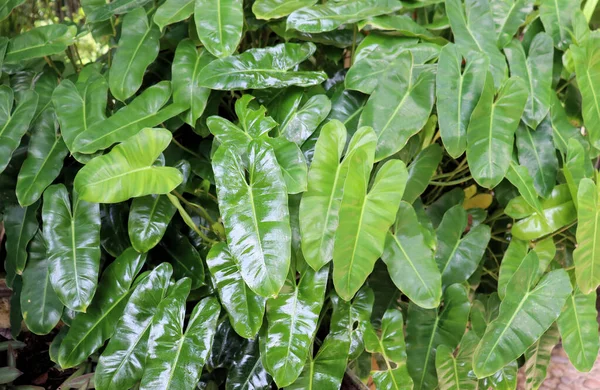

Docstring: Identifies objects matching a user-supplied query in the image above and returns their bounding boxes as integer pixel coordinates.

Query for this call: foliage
[0,0,599,389]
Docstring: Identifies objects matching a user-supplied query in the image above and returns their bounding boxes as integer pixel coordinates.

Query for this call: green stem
[172,190,216,226]
[429,175,472,186]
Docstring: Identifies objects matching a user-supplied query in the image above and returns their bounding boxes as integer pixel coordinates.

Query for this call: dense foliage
[0,0,599,389]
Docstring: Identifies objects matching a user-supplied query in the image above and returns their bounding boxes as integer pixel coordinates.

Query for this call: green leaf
[382,201,442,309]
[574,178,600,294]
[406,284,471,390]
[226,339,272,390]
[358,15,448,45]
[331,288,375,360]
[564,139,594,209]
[0,0,25,21]
[524,323,560,390]
[403,144,443,204]
[358,52,436,162]
[496,239,529,299]
[286,0,403,33]
[172,39,214,126]
[492,0,534,48]
[141,294,220,390]
[571,34,600,150]
[109,8,160,102]
[515,121,558,198]
[473,252,572,378]
[194,0,243,58]
[72,81,182,154]
[16,111,68,206]
[466,75,528,188]
[74,128,183,203]
[435,205,491,288]
[3,201,39,287]
[539,0,580,49]
[0,367,22,385]
[212,140,291,298]
[333,155,408,301]
[20,232,63,335]
[57,248,146,368]
[52,74,108,152]
[160,229,205,289]
[278,94,331,146]
[252,0,317,20]
[446,0,507,88]
[505,162,544,216]
[549,94,587,154]
[0,88,39,174]
[436,44,488,158]
[154,0,194,31]
[4,24,76,63]
[101,203,131,257]
[128,194,176,253]
[261,266,328,387]
[266,137,308,194]
[42,184,100,312]
[85,0,152,22]
[557,285,600,372]
[95,263,172,390]
[207,242,265,339]
[436,344,477,390]
[199,43,327,90]
[364,308,413,390]
[510,184,577,241]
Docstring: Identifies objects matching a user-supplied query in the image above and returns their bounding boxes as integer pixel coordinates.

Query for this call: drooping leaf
[358,52,436,162]
[212,140,291,298]
[406,284,471,390]
[109,8,160,101]
[286,0,403,33]
[403,144,443,204]
[199,43,327,90]
[20,230,63,336]
[515,121,558,198]
[261,266,328,387]
[330,287,375,360]
[557,285,600,372]
[4,24,76,63]
[564,138,594,209]
[358,15,448,45]
[160,228,205,289]
[505,162,544,216]
[333,154,408,301]
[95,263,172,390]
[473,252,572,378]
[549,94,587,155]
[3,201,39,287]
[0,88,38,174]
[382,201,442,309]
[172,39,214,126]
[252,0,317,20]
[194,0,243,58]
[436,44,488,158]
[524,323,560,390]
[278,94,331,146]
[42,184,100,312]
[492,0,534,48]
[266,137,308,194]
[57,248,146,368]
[154,0,194,31]
[574,178,600,294]
[226,339,272,390]
[128,194,176,253]
[207,242,265,339]
[101,203,131,257]
[74,128,183,203]
[466,75,528,188]
[539,0,580,49]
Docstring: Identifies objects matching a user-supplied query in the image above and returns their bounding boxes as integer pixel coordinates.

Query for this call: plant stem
[430,175,472,186]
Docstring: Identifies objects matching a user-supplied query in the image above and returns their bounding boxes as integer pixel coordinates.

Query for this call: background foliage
[0,0,600,389]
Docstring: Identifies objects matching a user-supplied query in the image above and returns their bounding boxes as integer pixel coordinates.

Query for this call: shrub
[0,0,599,389]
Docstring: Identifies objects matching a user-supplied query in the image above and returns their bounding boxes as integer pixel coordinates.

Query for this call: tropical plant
[0,0,599,389]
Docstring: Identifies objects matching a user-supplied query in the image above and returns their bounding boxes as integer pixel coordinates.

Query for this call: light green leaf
[266,137,308,194]
[42,184,100,312]
[473,252,572,378]
[261,266,328,387]
[574,178,600,294]
[279,94,331,146]
[252,0,317,20]
[213,140,291,298]
[57,248,146,368]
[564,138,593,209]
[524,323,560,390]
[86,0,152,22]
[20,232,63,335]
[403,144,443,204]
[194,0,243,58]
[74,128,183,203]
[331,288,375,360]
[109,8,160,101]
[358,14,448,45]
[128,195,175,253]
[382,201,442,309]
[358,52,436,162]
[496,239,529,300]
[4,24,76,63]
[549,94,587,155]
[436,44,488,158]
[466,75,528,188]
[539,0,580,49]
[3,201,39,287]
[0,88,38,174]
[505,162,544,216]
[154,0,194,31]
[436,343,478,390]
[492,0,534,48]
[286,0,403,33]
[199,43,327,90]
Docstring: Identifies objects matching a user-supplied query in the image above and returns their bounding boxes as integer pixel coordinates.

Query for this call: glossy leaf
[74,128,183,203]
[473,252,572,378]
[574,178,600,294]
[109,8,160,101]
[85,0,153,22]
[539,0,580,49]
[128,194,176,253]
[194,0,243,58]
[160,229,205,289]
[154,0,194,31]
[358,52,436,162]
[564,138,593,209]
[515,121,558,198]
[466,75,528,188]
[436,44,488,158]
[549,94,586,155]
[226,339,272,390]
[436,344,477,390]
[261,266,328,387]
[252,0,317,20]
[382,201,442,309]
[199,43,327,90]
[20,232,63,335]
[57,248,146,368]
[492,0,534,48]
[0,88,38,174]
[524,323,560,390]
[42,184,100,312]
[358,15,448,45]
[403,144,443,204]
[3,201,39,287]
[496,239,528,299]
[266,137,308,194]
[279,94,331,146]
[213,140,291,298]
[95,263,172,390]
[505,162,544,216]
[4,24,76,63]
[207,242,265,339]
